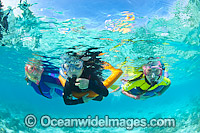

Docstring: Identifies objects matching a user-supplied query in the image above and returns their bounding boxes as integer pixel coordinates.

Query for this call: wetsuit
[63,69,108,105]
[28,72,63,99]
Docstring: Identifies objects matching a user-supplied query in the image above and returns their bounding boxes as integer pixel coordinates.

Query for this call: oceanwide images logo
[24,114,176,129]
[24,114,37,128]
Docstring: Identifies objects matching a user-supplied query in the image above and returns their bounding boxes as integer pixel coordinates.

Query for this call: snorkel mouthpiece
[70,75,77,84]
[72,75,77,80]
[151,73,155,78]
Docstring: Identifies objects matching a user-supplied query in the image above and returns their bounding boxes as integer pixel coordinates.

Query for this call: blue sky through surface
[3,0,177,26]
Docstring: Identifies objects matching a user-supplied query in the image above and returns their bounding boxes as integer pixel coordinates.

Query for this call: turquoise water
[0,0,200,132]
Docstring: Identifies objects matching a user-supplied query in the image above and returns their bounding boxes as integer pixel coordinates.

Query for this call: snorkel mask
[25,64,44,74]
[143,66,163,77]
[62,59,83,73]
[60,55,84,79]
[143,61,163,84]
[25,64,44,85]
